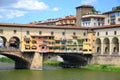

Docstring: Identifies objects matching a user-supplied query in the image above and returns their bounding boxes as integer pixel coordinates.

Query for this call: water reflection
[0,62,120,80]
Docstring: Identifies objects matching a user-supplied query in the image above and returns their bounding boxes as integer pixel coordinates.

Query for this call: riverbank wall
[91,54,120,66]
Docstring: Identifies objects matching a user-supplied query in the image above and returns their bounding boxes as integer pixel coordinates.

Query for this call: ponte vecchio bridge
[0,23,94,70]
[0,48,92,70]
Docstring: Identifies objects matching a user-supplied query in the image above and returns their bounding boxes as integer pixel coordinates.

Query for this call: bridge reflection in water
[0,48,92,70]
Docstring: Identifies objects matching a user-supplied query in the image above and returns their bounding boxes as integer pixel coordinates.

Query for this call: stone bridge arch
[43,53,90,68]
[0,52,30,69]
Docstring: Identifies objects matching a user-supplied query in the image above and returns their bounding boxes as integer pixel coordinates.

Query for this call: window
[0,29,3,34]
[32,36,35,39]
[32,40,37,44]
[83,32,86,36]
[25,45,30,49]
[62,32,65,36]
[13,30,17,34]
[97,32,99,36]
[117,12,120,16]
[31,46,37,49]
[51,31,54,35]
[39,31,42,35]
[85,39,88,42]
[110,12,115,17]
[114,31,117,35]
[106,32,108,35]
[108,20,110,23]
[26,31,30,35]
[94,23,96,26]
[89,49,92,51]
[73,32,76,35]
[118,18,120,22]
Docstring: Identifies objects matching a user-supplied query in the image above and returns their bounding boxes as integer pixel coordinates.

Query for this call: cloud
[0,0,17,6]
[0,0,49,20]
[0,8,27,19]
[53,7,60,11]
[81,0,97,5]
[6,10,27,19]
[0,15,3,19]
[12,0,48,10]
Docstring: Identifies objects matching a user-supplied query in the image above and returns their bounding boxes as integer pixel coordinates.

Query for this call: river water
[0,62,120,80]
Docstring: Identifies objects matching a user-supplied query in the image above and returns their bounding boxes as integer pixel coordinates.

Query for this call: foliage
[83,64,120,72]
[43,60,62,66]
[92,7,96,13]
[0,57,14,63]
[116,6,120,10]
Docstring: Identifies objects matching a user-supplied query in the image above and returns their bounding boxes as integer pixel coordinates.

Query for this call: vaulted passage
[103,38,110,54]
[112,37,119,54]
[96,38,101,54]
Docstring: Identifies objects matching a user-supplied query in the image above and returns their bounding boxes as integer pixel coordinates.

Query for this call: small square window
[51,31,54,35]
[26,31,30,35]
[73,32,76,35]
[13,30,17,34]
[39,31,42,35]
[97,32,99,36]
[106,32,108,35]
[83,32,86,36]
[62,32,65,36]
[0,29,3,34]
[114,31,117,35]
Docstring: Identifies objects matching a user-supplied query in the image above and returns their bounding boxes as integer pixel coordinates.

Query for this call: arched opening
[103,38,110,54]
[9,36,20,49]
[96,38,101,54]
[112,37,119,55]
[0,36,7,48]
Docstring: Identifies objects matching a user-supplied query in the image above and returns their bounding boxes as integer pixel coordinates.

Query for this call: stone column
[30,52,43,70]
[119,43,120,55]
[100,38,104,55]
[6,42,9,48]
[109,37,113,55]
[109,43,113,55]
[101,42,104,55]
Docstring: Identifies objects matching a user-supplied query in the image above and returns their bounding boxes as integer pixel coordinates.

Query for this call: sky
[0,0,120,24]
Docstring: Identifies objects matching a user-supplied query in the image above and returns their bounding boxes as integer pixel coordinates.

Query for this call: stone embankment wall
[91,54,120,66]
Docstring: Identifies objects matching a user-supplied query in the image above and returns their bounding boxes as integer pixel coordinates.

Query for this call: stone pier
[30,52,43,70]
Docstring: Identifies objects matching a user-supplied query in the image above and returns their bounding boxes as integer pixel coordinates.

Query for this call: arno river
[0,62,120,80]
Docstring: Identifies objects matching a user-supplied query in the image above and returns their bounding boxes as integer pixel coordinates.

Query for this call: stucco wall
[91,54,120,66]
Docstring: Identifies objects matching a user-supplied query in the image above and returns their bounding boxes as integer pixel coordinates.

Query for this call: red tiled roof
[1,23,120,30]
[0,23,87,30]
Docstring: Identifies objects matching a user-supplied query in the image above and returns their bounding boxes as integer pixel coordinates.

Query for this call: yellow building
[83,30,95,54]
[21,35,37,52]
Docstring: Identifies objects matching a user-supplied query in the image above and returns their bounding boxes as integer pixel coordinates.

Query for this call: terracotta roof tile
[0,23,87,30]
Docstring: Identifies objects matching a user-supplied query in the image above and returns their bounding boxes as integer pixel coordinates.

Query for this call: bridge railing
[0,48,20,52]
